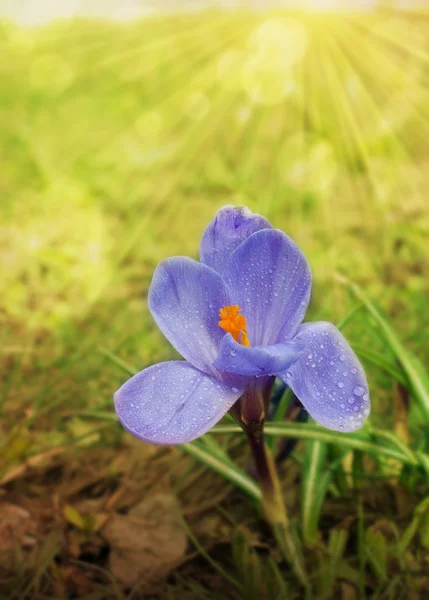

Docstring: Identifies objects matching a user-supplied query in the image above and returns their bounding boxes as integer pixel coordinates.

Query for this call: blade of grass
[181,440,261,503]
[213,423,420,466]
[352,345,408,387]
[181,517,242,593]
[337,275,429,423]
[98,347,137,375]
[302,440,329,546]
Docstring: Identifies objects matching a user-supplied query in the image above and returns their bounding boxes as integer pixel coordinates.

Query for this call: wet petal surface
[114,361,244,444]
[214,333,305,377]
[223,229,312,346]
[148,257,231,376]
[279,322,370,432]
[200,206,272,276]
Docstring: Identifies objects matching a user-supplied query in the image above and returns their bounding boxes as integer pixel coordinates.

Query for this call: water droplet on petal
[337,381,344,389]
[232,387,239,393]
[354,386,365,396]
[339,354,345,362]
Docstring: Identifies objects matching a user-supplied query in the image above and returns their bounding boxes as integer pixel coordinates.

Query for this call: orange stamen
[218,305,251,347]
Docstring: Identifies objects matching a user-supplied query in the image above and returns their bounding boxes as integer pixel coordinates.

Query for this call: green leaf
[318,528,349,596]
[265,557,290,599]
[399,496,429,555]
[365,529,388,582]
[419,511,429,549]
[64,504,86,529]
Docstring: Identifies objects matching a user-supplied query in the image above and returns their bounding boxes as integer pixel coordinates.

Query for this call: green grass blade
[272,387,294,423]
[181,441,261,502]
[352,345,408,387]
[98,347,137,375]
[212,423,420,466]
[337,276,429,423]
[302,440,330,546]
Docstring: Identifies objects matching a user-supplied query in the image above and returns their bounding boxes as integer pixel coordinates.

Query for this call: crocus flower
[114,206,370,444]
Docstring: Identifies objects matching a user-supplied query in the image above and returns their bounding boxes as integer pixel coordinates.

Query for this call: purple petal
[279,322,370,432]
[148,257,231,376]
[200,206,272,276]
[223,229,312,346]
[114,361,244,444]
[214,333,305,377]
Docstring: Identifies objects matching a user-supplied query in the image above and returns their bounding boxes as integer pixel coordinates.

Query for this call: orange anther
[218,305,250,347]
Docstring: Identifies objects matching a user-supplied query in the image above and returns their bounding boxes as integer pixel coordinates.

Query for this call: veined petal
[114,361,244,444]
[214,333,305,377]
[148,257,231,376]
[223,229,312,346]
[200,206,272,276]
[279,322,370,432]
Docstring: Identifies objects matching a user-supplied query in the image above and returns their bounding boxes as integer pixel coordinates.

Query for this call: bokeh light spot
[217,50,247,91]
[278,133,338,193]
[184,91,210,121]
[249,17,308,71]
[242,56,295,106]
[30,54,74,95]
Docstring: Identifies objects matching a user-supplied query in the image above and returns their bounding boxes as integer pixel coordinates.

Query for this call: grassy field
[1,7,429,599]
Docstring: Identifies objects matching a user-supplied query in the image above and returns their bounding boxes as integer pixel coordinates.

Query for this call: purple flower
[114,206,370,444]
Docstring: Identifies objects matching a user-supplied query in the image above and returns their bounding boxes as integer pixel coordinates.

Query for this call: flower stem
[244,421,309,590]
[245,422,287,524]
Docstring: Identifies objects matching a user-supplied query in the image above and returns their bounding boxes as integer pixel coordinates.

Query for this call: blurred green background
[1,2,429,598]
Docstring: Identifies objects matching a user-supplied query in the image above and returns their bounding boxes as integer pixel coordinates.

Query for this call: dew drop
[230,349,237,356]
[337,381,344,389]
[363,393,369,402]
[351,368,357,374]
[354,386,365,397]
[339,354,345,362]
[232,387,239,393]
[329,361,334,366]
